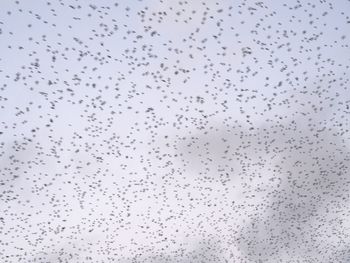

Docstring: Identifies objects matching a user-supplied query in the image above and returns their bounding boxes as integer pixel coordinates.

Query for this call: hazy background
[1,0,350,262]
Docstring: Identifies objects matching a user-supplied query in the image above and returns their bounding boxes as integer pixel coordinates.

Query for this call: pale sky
[1,0,350,262]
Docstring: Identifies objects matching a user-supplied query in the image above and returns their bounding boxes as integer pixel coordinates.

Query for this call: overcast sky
[1,0,350,262]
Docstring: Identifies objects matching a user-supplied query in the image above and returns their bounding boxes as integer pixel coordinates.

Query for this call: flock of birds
[1,0,350,262]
